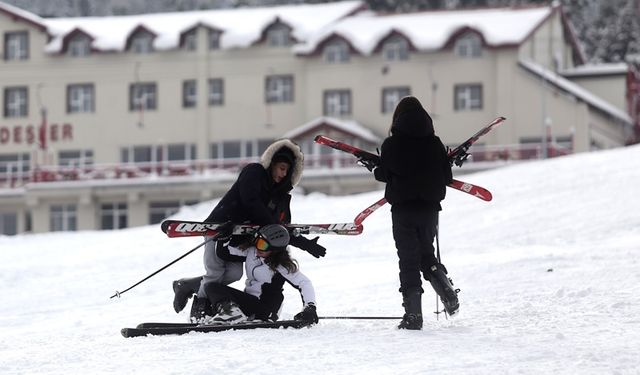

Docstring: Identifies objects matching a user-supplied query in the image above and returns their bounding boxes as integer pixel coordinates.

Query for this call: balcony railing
[0,142,573,189]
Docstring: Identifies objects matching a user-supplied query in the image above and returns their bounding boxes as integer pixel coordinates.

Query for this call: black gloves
[288,235,326,258]
[294,303,318,324]
[215,221,235,241]
[358,158,377,172]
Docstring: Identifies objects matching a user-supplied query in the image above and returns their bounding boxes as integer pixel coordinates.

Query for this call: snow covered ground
[1,145,639,375]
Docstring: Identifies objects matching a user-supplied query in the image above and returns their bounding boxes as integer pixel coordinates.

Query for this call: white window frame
[130,33,154,53]
[100,202,128,230]
[4,87,28,118]
[130,83,157,111]
[58,150,94,168]
[4,31,28,60]
[454,84,483,111]
[324,40,350,63]
[67,84,94,113]
[208,30,221,50]
[266,24,291,47]
[183,30,197,51]
[455,33,482,58]
[67,35,91,57]
[208,78,224,106]
[382,87,411,113]
[50,204,77,232]
[182,80,197,108]
[265,75,294,103]
[382,36,409,61]
[323,90,351,117]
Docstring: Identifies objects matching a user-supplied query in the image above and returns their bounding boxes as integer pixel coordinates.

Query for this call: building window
[67,84,94,113]
[265,75,294,103]
[129,83,157,111]
[3,87,28,118]
[455,33,482,58]
[100,202,128,230]
[382,36,409,61]
[323,89,351,117]
[0,153,30,176]
[454,84,483,110]
[4,31,28,60]
[58,150,94,168]
[50,204,77,232]
[183,30,197,50]
[209,30,221,50]
[167,143,196,161]
[382,87,411,113]
[129,31,154,53]
[324,39,350,63]
[0,212,17,235]
[182,80,197,108]
[208,78,224,106]
[149,200,197,224]
[121,145,155,163]
[67,34,91,57]
[266,23,291,47]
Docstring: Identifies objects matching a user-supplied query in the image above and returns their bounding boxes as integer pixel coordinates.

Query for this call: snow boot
[172,276,202,313]
[209,300,247,325]
[426,264,460,316]
[189,296,214,324]
[398,289,423,330]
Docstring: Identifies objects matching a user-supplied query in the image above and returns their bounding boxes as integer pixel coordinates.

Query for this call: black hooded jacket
[374,100,453,210]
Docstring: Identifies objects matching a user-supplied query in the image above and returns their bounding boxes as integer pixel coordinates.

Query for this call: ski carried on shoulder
[314,119,506,202]
[121,320,311,338]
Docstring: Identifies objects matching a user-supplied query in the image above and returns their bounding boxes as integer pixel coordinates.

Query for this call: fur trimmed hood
[260,139,304,187]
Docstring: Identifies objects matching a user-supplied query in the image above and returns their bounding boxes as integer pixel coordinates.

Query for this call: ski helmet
[255,224,290,252]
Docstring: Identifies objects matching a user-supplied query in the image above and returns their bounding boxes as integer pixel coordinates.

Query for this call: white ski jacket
[228,245,316,306]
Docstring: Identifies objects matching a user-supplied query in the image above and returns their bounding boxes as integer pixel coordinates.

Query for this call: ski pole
[110,237,214,299]
[434,212,443,319]
[319,316,402,320]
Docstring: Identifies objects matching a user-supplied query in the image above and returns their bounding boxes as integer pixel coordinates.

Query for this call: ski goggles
[255,235,271,252]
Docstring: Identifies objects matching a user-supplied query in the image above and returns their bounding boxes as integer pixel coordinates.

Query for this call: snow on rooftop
[519,60,632,124]
[0,1,46,28]
[560,63,629,77]
[283,116,381,143]
[40,1,364,53]
[295,6,553,55]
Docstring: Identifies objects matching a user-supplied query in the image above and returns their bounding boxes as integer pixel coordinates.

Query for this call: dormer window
[324,39,350,63]
[67,34,91,57]
[266,23,291,47]
[130,31,154,53]
[209,30,221,50]
[454,32,482,58]
[183,30,197,51]
[382,35,409,61]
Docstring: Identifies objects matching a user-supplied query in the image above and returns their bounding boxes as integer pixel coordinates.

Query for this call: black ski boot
[189,296,214,324]
[426,264,460,316]
[398,289,423,330]
[173,276,202,313]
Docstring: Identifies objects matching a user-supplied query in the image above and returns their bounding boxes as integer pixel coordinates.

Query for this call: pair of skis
[315,116,506,203]
[121,320,310,338]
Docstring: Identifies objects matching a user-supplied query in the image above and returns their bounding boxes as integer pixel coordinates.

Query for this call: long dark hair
[265,248,298,273]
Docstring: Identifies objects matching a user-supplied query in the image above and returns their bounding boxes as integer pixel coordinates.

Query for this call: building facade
[1,1,638,235]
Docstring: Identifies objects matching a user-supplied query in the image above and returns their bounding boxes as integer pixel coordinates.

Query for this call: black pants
[391,204,439,294]
[204,282,284,321]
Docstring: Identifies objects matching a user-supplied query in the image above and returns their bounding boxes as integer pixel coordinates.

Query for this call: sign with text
[0,123,73,149]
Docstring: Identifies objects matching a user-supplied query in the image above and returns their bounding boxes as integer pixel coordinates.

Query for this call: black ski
[121,320,312,337]
[161,220,362,238]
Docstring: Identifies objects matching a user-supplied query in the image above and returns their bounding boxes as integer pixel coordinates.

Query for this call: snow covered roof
[37,1,365,53]
[519,60,632,125]
[294,5,555,56]
[283,116,381,143]
[560,63,629,78]
[0,1,47,31]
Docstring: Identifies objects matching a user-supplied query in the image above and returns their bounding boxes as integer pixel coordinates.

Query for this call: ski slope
[1,145,639,374]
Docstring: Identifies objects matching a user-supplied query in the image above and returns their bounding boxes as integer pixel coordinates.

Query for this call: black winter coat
[374,131,452,210]
[204,163,292,225]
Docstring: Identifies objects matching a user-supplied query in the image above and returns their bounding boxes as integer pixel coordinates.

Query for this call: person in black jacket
[373,96,459,330]
[171,139,326,323]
